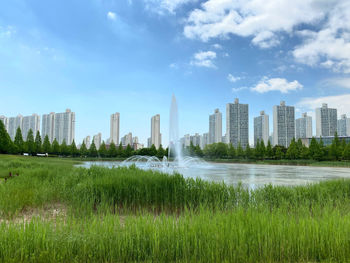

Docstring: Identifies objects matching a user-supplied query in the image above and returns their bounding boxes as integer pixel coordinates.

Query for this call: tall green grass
[2,155,350,262]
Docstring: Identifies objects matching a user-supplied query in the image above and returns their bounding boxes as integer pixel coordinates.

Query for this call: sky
[1,0,350,146]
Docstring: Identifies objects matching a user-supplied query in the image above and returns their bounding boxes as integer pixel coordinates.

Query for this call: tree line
[1,121,350,160]
[0,122,168,158]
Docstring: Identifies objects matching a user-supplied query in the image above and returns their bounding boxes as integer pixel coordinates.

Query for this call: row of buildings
[0,109,75,145]
[182,99,350,149]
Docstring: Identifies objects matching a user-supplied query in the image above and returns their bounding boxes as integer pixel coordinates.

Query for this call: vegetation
[1,155,350,262]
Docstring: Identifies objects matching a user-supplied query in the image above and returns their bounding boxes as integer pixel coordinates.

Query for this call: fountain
[120,95,209,173]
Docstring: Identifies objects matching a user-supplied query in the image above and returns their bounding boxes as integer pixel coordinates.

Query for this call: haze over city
[1,0,350,146]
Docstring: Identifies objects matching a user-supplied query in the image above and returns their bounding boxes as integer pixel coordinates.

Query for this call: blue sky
[1,0,350,146]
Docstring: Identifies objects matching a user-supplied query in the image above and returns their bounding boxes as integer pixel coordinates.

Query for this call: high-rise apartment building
[93,133,102,150]
[151,114,161,149]
[209,109,222,144]
[110,113,120,144]
[200,133,209,149]
[254,111,269,146]
[190,133,201,147]
[8,115,23,141]
[226,98,249,148]
[42,110,75,144]
[42,112,55,142]
[273,101,295,147]
[84,136,91,149]
[122,133,133,147]
[54,109,75,145]
[296,113,312,139]
[316,103,337,137]
[338,114,350,136]
[0,115,8,132]
[22,114,40,141]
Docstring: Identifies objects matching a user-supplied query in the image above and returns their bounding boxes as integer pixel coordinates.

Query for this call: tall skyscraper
[110,113,120,145]
[42,112,55,142]
[316,103,337,137]
[254,111,269,146]
[93,133,102,149]
[200,133,209,149]
[226,98,249,148]
[0,115,8,132]
[190,133,201,147]
[296,113,312,139]
[151,114,161,149]
[273,101,295,147]
[84,136,91,149]
[42,109,75,144]
[209,109,222,144]
[338,114,350,136]
[122,132,133,147]
[8,114,23,141]
[22,114,40,141]
[53,109,76,145]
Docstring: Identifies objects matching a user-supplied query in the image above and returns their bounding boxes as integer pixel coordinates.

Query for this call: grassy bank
[1,155,350,262]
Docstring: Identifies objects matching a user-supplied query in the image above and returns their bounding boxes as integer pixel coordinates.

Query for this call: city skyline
[1,1,349,147]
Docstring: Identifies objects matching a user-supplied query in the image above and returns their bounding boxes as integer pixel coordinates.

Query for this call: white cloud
[0,26,16,38]
[232,87,247,92]
[107,12,117,21]
[169,63,179,69]
[190,50,217,68]
[183,0,350,73]
[297,94,350,116]
[144,0,198,14]
[251,77,303,93]
[227,74,240,83]
[320,78,350,89]
[212,43,222,49]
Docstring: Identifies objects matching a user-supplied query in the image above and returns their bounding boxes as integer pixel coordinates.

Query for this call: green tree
[275,146,283,160]
[286,138,298,159]
[266,140,273,159]
[157,144,166,158]
[343,142,350,160]
[194,145,204,157]
[296,139,303,159]
[42,135,51,153]
[0,121,12,154]
[259,140,266,160]
[236,142,244,159]
[99,141,108,157]
[89,141,98,157]
[26,129,35,155]
[245,144,253,159]
[80,141,88,157]
[60,139,69,156]
[228,143,236,159]
[52,139,60,155]
[300,145,310,159]
[117,143,124,157]
[70,140,79,157]
[329,133,341,161]
[14,127,24,154]
[149,144,157,156]
[108,142,117,157]
[123,144,133,157]
[34,131,42,154]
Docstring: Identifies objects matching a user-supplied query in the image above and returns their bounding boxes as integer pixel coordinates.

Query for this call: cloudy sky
[1,0,350,145]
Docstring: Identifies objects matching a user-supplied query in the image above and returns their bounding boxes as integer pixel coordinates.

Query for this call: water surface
[79,161,350,188]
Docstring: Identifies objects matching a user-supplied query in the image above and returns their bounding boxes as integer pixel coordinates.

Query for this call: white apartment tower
[209,109,222,144]
[226,98,249,148]
[273,101,295,147]
[110,113,120,145]
[200,133,209,150]
[296,113,312,139]
[84,136,91,149]
[0,115,9,132]
[122,132,133,147]
[42,109,75,144]
[254,111,269,146]
[151,114,161,149]
[22,114,40,141]
[8,115,23,141]
[338,114,350,136]
[42,112,55,142]
[93,133,102,150]
[316,103,337,137]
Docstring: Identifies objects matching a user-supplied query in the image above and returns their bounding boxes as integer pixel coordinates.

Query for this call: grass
[1,155,350,262]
